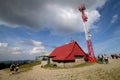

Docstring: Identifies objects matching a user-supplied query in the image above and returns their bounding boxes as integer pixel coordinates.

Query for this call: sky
[0,0,120,61]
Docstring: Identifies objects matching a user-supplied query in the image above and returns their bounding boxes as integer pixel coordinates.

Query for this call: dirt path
[0,59,120,80]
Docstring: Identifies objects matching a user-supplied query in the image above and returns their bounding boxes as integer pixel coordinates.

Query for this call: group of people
[10,64,19,74]
[111,54,120,59]
[98,54,109,64]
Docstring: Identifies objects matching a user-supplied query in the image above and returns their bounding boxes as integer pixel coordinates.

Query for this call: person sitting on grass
[15,64,19,72]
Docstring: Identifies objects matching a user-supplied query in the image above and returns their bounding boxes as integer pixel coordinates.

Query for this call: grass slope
[4,61,41,73]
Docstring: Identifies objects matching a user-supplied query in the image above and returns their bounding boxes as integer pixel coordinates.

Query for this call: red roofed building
[49,41,87,62]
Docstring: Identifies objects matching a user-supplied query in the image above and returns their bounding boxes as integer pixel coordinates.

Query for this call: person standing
[104,54,109,64]
[115,54,118,59]
[111,54,114,59]
[98,54,103,64]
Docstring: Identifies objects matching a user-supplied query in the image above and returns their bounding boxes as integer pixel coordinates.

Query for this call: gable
[73,42,86,56]
[64,42,86,61]
[49,41,86,61]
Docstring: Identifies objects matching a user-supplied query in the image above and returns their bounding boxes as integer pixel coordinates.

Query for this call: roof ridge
[64,41,76,60]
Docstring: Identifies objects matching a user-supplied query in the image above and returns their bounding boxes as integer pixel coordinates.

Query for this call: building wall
[50,58,85,67]
[41,60,48,67]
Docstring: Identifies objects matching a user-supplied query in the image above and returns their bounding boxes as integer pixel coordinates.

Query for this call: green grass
[44,64,61,69]
[19,61,41,72]
[4,61,41,73]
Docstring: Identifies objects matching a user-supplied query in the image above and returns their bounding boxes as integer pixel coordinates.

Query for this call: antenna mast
[78,4,96,62]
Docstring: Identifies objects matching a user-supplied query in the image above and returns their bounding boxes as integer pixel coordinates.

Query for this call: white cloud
[44,4,102,35]
[30,46,47,54]
[0,46,22,55]
[86,10,101,29]
[11,47,22,54]
[45,4,82,34]
[18,40,43,47]
[31,40,43,47]
[0,40,48,61]
[15,40,48,54]
[0,0,107,34]
[28,40,47,54]
[0,42,8,48]
[111,14,118,23]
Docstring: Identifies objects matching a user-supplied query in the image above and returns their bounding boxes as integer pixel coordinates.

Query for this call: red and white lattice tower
[78,4,96,62]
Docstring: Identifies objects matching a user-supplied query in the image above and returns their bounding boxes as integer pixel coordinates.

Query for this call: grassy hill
[4,61,41,73]
[0,59,120,80]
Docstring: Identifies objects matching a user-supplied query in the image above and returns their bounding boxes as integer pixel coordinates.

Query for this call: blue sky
[0,0,120,61]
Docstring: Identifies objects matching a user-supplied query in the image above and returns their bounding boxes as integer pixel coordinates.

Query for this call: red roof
[49,41,86,61]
